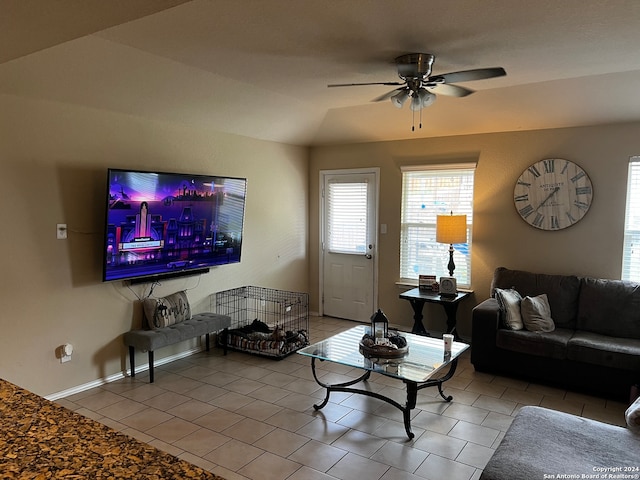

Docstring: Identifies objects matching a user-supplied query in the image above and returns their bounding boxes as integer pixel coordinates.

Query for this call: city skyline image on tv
[103,168,247,282]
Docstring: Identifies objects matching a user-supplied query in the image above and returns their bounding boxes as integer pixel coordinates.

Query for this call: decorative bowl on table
[359,332,408,358]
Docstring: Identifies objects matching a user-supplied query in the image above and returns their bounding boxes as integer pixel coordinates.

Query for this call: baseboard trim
[45,346,204,401]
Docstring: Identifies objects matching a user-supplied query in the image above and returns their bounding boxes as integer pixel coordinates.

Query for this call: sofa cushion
[143,291,192,329]
[491,267,580,329]
[494,288,524,330]
[496,328,573,359]
[567,331,640,372]
[521,294,555,332]
[576,277,640,339]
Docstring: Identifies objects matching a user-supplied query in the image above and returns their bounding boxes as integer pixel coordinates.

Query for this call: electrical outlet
[59,343,73,363]
[57,224,67,240]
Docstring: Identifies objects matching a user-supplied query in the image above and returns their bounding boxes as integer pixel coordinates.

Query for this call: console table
[399,287,473,337]
[297,325,469,439]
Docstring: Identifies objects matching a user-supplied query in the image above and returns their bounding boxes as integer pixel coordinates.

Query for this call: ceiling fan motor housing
[396,53,435,80]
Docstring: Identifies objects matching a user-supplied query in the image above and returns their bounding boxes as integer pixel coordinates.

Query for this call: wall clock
[513,158,593,230]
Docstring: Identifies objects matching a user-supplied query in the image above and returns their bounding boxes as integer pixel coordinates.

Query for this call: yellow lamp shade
[436,215,467,244]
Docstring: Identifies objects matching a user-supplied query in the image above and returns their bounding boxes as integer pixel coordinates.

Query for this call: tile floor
[58,316,629,480]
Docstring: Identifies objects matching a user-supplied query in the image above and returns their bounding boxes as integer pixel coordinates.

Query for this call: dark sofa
[471,267,640,400]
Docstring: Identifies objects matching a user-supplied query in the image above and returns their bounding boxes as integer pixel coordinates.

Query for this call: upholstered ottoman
[481,405,640,480]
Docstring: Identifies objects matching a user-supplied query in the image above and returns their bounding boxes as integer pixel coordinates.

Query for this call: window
[326,180,368,254]
[400,164,475,286]
[622,157,640,281]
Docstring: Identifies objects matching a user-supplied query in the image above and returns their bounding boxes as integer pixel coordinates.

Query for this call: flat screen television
[102,168,247,283]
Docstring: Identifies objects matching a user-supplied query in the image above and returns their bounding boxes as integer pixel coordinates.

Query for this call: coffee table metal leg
[310,358,413,436]
[308,357,459,440]
[310,357,371,410]
[416,357,459,402]
[404,381,418,439]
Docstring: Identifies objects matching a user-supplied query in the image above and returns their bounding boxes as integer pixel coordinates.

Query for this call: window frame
[622,156,640,281]
[399,163,475,287]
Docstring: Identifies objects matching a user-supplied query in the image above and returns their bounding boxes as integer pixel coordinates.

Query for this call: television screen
[102,168,247,283]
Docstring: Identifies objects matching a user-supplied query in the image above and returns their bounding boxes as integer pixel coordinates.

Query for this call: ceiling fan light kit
[391,90,410,108]
[410,89,436,111]
[328,52,506,130]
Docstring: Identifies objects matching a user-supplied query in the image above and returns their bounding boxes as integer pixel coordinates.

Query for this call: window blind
[622,157,640,281]
[400,164,475,285]
[326,181,368,254]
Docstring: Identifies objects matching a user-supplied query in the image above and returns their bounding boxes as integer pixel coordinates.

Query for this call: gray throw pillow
[521,294,555,332]
[143,291,191,329]
[495,287,524,330]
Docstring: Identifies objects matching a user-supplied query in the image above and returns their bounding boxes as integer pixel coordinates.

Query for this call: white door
[321,170,378,322]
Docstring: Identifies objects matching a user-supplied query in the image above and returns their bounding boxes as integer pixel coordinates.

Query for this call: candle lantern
[371,308,389,341]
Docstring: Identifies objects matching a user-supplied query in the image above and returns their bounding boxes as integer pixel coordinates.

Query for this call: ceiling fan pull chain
[419,108,423,129]
[412,108,415,131]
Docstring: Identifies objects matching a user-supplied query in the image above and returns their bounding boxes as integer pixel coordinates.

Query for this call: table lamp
[436,213,467,277]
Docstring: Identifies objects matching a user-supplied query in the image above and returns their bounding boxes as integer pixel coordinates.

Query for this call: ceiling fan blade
[428,83,474,97]
[371,87,406,102]
[327,81,404,88]
[429,67,506,84]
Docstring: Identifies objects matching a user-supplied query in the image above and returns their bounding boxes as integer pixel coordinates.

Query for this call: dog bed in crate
[215,286,310,358]
[222,319,308,358]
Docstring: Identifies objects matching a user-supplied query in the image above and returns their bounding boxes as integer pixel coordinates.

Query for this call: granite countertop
[0,378,225,479]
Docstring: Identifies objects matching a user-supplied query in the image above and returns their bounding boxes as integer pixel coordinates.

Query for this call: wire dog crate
[214,286,309,358]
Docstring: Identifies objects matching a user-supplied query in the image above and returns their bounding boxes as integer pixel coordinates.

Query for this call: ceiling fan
[328,53,506,130]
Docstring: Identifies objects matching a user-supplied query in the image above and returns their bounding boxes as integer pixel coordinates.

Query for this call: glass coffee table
[297,325,469,439]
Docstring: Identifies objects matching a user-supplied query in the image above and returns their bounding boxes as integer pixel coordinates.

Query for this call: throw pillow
[521,294,555,332]
[143,291,191,329]
[494,287,524,330]
[625,395,640,434]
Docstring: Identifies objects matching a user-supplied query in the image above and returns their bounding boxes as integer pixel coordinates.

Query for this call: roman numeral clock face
[513,159,593,230]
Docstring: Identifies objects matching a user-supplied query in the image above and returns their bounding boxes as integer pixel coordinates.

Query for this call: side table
[399,287,473,338]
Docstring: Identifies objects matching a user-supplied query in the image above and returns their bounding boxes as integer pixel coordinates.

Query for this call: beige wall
[3,85,637,397]
[309,123,638,338]
[0,93,309,397]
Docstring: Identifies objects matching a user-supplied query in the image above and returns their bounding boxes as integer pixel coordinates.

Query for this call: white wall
[0,93,308,396]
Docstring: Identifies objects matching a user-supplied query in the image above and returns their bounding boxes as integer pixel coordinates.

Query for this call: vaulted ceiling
[3,0,640,146]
